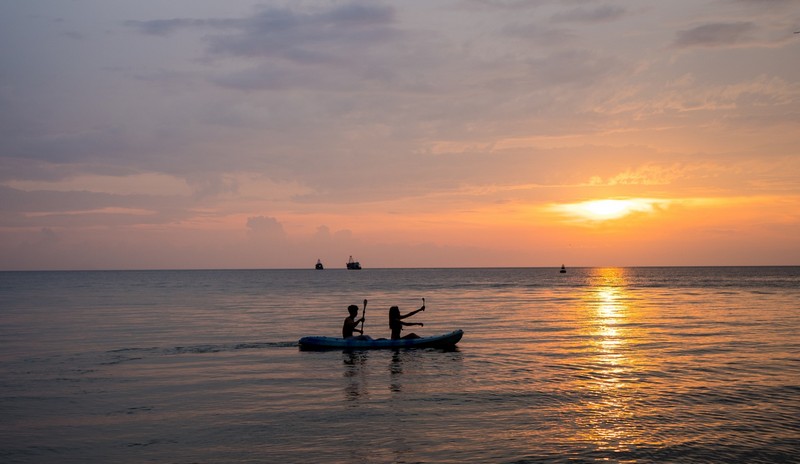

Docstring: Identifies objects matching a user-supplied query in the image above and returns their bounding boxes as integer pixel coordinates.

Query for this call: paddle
[360,299,367,335]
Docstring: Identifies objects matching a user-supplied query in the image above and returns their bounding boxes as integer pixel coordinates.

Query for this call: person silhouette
[389,304,424,340]
[342,304,366,339]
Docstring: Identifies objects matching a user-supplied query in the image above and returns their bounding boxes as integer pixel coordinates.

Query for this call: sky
[1,0,799,270]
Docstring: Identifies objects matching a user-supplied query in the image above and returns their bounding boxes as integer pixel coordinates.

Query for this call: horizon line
[1,264,798,272]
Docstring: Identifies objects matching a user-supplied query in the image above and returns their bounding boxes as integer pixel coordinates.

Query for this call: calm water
[1,267,798,463]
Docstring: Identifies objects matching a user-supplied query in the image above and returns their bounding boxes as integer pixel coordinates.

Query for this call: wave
[100,340,299,364]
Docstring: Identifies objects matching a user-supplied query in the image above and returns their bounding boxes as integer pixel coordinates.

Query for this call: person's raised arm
[400,306,424,319]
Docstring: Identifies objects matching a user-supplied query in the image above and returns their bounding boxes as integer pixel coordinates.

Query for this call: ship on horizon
[346,256,362,270]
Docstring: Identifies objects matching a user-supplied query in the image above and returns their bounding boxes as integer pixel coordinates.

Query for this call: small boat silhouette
[346,256,362,270]
[560,264,566,273]
[315,259,324,270]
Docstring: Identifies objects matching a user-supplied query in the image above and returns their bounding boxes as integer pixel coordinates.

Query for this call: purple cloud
[673,22,755,49]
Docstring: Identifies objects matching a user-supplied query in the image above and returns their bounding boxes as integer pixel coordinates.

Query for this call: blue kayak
[299,329,463,350]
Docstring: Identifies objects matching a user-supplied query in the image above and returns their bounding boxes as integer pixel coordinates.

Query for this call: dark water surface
[1,267,799,463]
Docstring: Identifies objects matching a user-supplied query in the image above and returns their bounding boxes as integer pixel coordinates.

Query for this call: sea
[1,267,798,463]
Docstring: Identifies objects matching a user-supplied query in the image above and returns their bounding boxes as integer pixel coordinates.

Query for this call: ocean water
[1,267,798,463]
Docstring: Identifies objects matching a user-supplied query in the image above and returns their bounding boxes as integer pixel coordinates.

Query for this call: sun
[582,199,633,220]
[552,198,665,222]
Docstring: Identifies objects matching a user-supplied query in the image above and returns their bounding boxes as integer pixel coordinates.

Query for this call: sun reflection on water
[573,268,649,453]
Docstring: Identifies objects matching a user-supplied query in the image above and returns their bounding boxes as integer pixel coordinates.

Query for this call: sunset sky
[1,0,799,270]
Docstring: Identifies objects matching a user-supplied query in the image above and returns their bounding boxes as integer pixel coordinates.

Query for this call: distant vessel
[560,264,566,273]
[346,256,362,270]
[315,259,324,270]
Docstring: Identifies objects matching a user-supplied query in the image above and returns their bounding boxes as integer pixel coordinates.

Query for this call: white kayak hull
[299,329,463,350]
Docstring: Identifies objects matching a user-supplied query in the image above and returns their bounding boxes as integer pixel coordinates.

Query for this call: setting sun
[551,199,666,222]
[584,200,637,220]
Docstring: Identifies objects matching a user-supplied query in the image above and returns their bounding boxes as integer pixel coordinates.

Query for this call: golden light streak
[572,268,650,451]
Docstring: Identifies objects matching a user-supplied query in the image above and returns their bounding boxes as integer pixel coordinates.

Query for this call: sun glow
[551,198,667,222]
[585,200,633,219]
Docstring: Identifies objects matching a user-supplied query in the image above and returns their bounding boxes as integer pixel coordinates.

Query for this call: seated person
[389,304,425,340]
[343,304,371,340]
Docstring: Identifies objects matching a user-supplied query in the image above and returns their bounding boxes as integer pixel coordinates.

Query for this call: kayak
[299,329,463,350]
[298,329,463,350]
